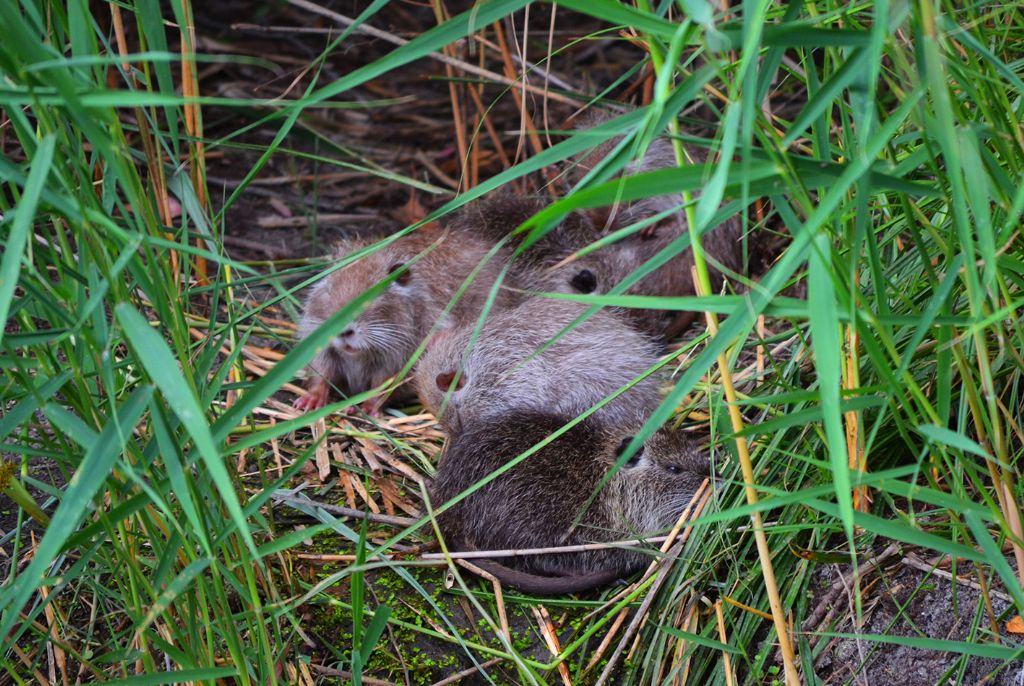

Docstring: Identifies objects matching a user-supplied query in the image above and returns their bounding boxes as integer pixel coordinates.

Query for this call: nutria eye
[570,269,597,294]
[665,464,682,475]
[388,262,411,286]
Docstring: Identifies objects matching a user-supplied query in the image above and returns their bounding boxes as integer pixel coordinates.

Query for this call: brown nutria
[428,411,708,594]
[444,192,597,289]
[294,226,516,412]
[566,216,743,339]
[447,187,743,340]
[414,297,663,433]
[559,117,745,338]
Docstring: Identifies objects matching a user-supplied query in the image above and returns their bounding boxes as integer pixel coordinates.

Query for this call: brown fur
[442,183,744,338]
[569,216,743,337]
[295,227,515,410]
[558,115,746,337]
[429,411,708,593]
[445,192,596,290]
[414,297,664,433]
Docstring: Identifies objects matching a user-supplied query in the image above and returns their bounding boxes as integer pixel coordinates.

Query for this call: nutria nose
[340,328,355,339]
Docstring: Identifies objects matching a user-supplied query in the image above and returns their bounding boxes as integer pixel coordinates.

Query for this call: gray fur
[414,297,664,433]
[553,115,746,338]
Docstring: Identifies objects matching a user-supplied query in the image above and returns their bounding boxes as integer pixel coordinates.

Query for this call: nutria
[447,194,742,340]
[562,118,745,338]
[294,226,516,412]
[567,217,743,339]
[429,411,708,594]
[444,135,744,340]
[444,192,597,290]
[414,297,664,433]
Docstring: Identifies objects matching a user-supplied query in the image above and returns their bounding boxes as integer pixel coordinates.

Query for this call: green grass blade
[0,134,55,348]
[0,385,153,644]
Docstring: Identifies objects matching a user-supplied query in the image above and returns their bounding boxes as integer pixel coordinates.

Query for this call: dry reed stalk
[470,39,486,189]
[454,559,511,640]
[973,567,1004,641]
[584,606,629,671]
[714,599,735,686]
[721,594,773,620]
[540,7,558,150]
[39,584,68,684]
[756,314,766,375]
[580,479,710,640]
[492,16,553,193]
[349,473,381,514]
[696,278,800,685]
[429,0,470,192]
[109,3,178,280]
[8,641,50,686]
[420,534,677,561]
[177,0,209,287]
[285,0,587,108]
[532,605,572,686]
[427,658,504,686]
[591,483,711,686]
[470,32,577,93]
[667,602,698,686]
[845,275,870,512]
[954,350,1024,587]
[312,419,330,480]
[466,82,514,173]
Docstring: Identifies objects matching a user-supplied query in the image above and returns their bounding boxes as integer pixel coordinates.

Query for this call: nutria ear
[614,436,644,463]
[570,269,598,294]
[387,260,412,285]
[582,206,613,232]
[435,370,465,392]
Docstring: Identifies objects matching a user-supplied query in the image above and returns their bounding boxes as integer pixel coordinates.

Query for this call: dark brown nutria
[294,226,515,412]
[414,297,664,433]
[429,411,708,594]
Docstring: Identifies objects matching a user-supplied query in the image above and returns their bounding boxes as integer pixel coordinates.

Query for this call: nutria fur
[294,227,515,411]
[429,411,708,594]
[563,118,745,337]
[569,217,743,338]
[414,297,663,433]
[446,189,743,339]
[445,192,596,289]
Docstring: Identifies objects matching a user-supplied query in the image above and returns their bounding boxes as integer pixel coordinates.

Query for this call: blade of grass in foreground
[807,231,855,539]
[0,134,55,349]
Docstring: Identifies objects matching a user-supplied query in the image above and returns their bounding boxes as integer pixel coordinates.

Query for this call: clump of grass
[1,0,1023,684]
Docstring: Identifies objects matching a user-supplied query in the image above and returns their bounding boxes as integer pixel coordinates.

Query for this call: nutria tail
[465,559,627,596]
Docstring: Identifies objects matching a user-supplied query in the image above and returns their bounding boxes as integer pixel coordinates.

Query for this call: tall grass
[1,0,1022,684]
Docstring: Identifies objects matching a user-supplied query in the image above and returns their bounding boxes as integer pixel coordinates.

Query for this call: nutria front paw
[294,378,330,412]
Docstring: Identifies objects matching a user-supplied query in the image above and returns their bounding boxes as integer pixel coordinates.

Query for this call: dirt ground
[806,548,1023,685]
